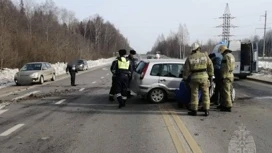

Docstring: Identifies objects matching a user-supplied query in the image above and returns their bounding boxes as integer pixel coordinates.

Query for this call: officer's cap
[130,50,136,55]
[118,49,127,56]
[209,53,215,59]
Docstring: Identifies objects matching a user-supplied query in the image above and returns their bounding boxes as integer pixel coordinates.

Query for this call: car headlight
[31,73,38,78]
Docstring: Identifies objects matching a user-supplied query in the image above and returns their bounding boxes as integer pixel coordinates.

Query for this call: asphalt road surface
[0,64,271,153]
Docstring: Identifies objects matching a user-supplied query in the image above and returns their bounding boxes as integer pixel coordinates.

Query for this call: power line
[216,3,237,41]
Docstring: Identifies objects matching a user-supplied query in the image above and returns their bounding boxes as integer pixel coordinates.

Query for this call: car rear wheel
[148,88,166,103]
[51,74,56,81]
[39,76,44,84]
[15,80,20,86]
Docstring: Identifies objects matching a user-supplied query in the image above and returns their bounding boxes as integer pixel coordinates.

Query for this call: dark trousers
[115,74,129,105]
[69,71,76,85]
[109,76,116,96]
[211,69,221,104]
[127,77,132,96]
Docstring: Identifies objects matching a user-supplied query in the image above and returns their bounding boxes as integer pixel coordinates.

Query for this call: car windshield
[21,63,42,71]
[77,60,84,64]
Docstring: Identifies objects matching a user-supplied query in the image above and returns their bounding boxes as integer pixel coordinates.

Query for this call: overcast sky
[33,0,272,53]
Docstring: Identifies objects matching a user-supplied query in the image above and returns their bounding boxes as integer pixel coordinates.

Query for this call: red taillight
[140,63,149,80]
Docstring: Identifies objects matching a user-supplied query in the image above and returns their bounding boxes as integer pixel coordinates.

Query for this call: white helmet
[155,53,160,59]
[191,42,200,51]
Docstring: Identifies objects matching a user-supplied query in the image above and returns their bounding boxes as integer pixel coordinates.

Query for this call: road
[0,64,272,153]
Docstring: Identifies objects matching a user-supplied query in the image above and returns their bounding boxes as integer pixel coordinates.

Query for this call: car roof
[26,62,47,64]
[141,59,186,64]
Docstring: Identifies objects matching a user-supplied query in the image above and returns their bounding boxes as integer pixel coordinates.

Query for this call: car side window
[160,64,183,78]
[161,64,169,76]
[150,64,161,76]
[42,63,48,70]
[168,64,183,78]
[46,63,51,68]
[135,61,146,74]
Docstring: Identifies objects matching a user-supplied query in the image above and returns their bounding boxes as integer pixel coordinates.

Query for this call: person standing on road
[209,53,223,105]
[66,61,78,86]
[113,49,133,108]
[127,50,137,98]
[109,56,118,101]
[183,42,214,116]
[218,45,235,112]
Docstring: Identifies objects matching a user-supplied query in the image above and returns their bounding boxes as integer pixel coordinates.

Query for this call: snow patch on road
[0,58,114,89]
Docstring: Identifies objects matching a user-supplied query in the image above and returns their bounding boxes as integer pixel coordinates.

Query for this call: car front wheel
[148,88,166,103]
[39,76,44,84]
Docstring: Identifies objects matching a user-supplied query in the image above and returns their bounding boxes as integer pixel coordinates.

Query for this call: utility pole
[262,11,267,58]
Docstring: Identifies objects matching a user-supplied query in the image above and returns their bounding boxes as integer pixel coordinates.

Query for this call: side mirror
[42,68,47,70]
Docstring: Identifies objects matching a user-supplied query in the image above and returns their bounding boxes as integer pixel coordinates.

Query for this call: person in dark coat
[209,53,222,105]
[109,57,118,101]
[66,60,78,86]
[126,50,137,97]
[113,49,133,108]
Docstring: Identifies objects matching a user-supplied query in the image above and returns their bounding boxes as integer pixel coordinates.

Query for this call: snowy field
[0,58,114,89]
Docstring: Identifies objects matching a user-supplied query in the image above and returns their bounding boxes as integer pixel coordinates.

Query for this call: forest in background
[0,0,130,68]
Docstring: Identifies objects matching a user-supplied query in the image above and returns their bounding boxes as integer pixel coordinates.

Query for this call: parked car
[130,59,185,103]
[14,62,56,85]
[76,59,88,71]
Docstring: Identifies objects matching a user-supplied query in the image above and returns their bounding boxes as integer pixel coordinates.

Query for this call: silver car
[76,59,88,71]
[14,62,56,85]
[130,59,185,103]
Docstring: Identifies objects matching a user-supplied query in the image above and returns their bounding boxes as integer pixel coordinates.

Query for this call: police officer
[218,45,235,112]
[113,49,133,108]
[66,61,78,86]
[183,42,214,116]
[127,50,137,97]
[109,57,118,101]
[209,53,223,105]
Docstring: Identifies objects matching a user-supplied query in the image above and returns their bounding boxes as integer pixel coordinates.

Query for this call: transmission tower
[216,3,237,41]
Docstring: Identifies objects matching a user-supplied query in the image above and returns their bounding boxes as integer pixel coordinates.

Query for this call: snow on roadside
[0,68,19,89]
[0,57,114,89]
[259,61,272,69]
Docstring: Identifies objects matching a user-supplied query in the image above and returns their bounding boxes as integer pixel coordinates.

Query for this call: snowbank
[0,68,19,89]
[259,61,272,69]
[0,58,114,89]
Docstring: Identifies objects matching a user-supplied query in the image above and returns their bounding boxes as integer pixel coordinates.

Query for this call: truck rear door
[251,42,259,73]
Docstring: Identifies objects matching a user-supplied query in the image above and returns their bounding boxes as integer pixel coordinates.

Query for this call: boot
[118,103,122,109]
[122,101,126,107]
[109,96,114,101]
[217,105,223,109]
[220,107,231,112]
[188,110,197,116]
[204,110,209,116]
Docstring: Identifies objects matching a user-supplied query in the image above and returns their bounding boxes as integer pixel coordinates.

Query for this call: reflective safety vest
[118,57,130,70]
